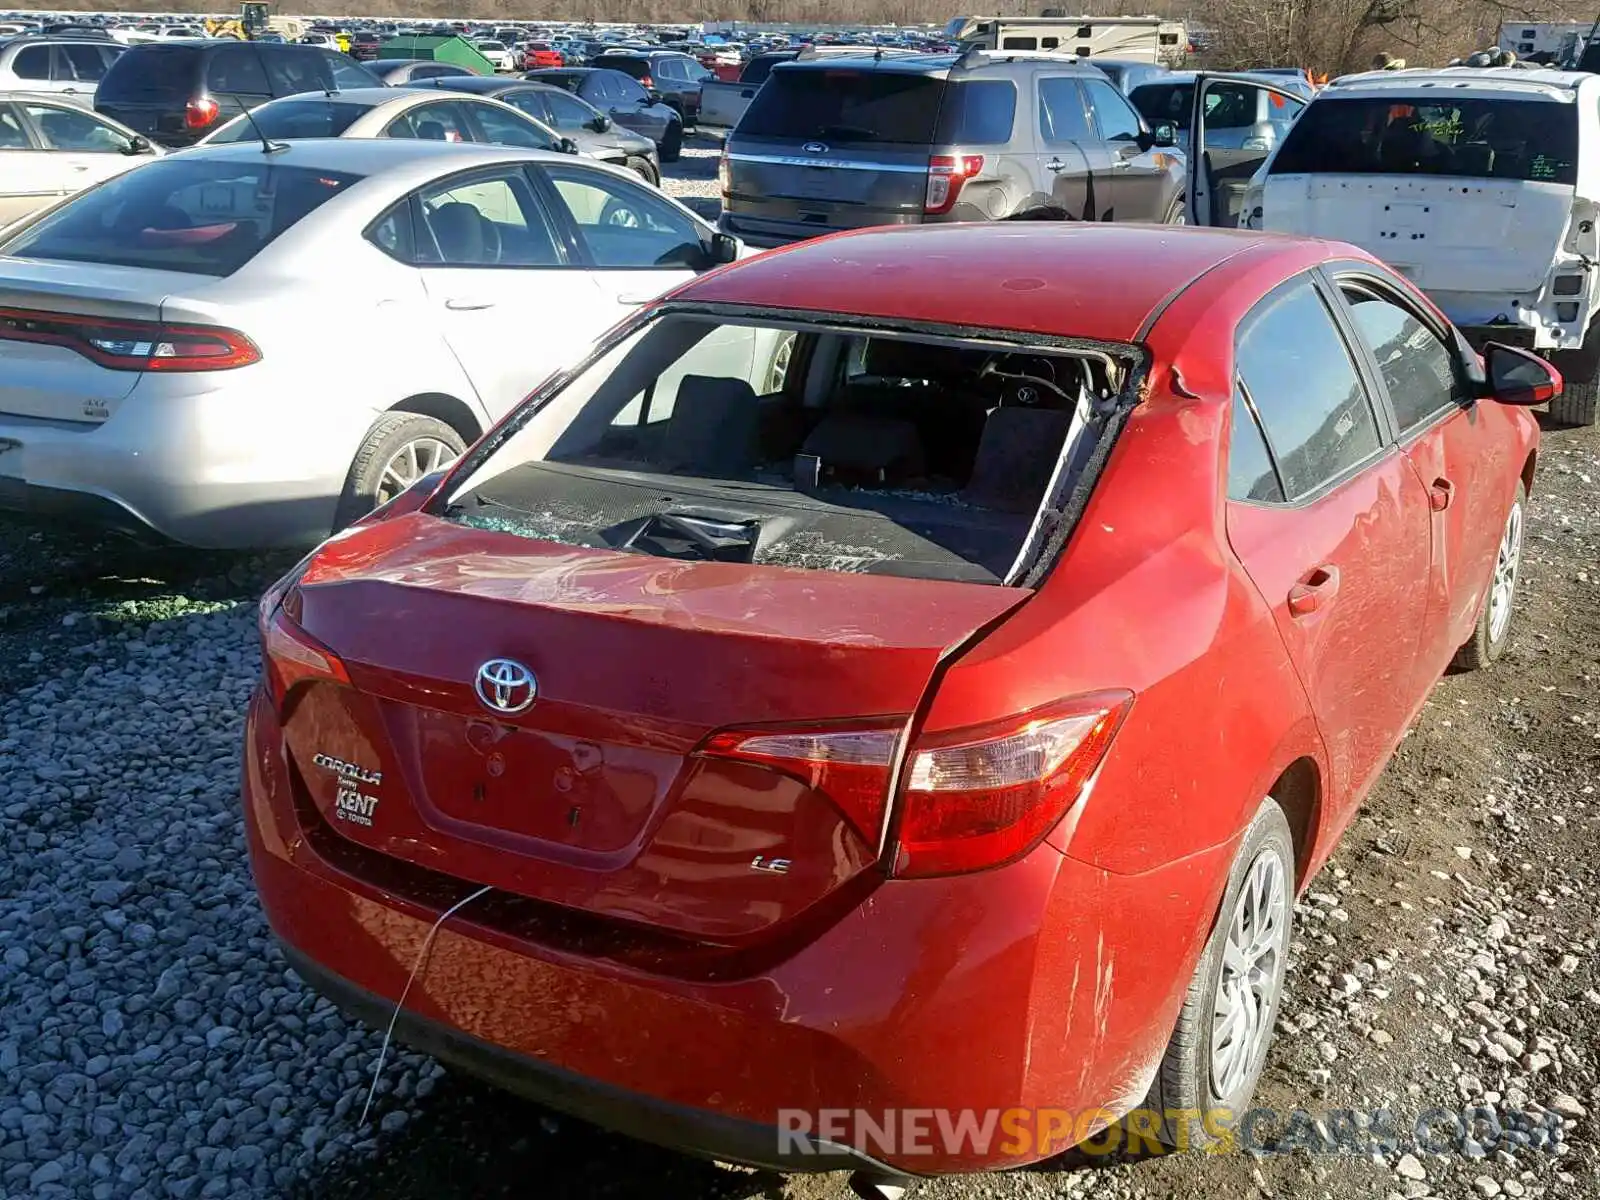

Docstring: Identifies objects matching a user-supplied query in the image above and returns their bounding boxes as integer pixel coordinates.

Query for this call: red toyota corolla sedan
[244,224,1548,1187]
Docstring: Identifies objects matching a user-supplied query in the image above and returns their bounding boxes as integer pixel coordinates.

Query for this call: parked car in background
[202,88,580,159]
[0,35,126,102]
[519,41,564,70]
[1129,70,1305,153]
[245,221,1541,1192]
[1233,65,1599,426]
[1086,56,1168,95]
[0,139,742,548]
[348,31,381,62]
[365,58,478,85]
[527,66,683,160]
[94,40,380,147]
[697,49,797,127]
[588,49,712,124]
[0,93,158,226]
[409,75,662,183]
[719,50,1183,248]
[475,39,513,72]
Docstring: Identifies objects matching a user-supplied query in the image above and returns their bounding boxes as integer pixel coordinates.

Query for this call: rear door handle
[1287,565,1340,617]
[1045,157,1068,174]
[444,297,495,311]
[1430,477,1455,511]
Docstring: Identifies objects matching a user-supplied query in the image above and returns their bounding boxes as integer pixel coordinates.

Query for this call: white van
[1222,67,1599,426]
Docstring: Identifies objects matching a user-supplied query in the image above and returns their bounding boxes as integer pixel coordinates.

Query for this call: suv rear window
[740,68,946,145]
[95,44,199,102]
[934,79,1017,144]
[0,158,360,276]
[1269,96,1578,184]
[208,98,369,142]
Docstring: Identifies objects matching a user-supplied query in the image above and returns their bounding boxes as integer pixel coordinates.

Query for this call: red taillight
[924,153,985,215]
[698,720,903,843]
[696,691,1131,876]
[893,692,1133,878]
[185,96,220,129]
[0,308,260,373]
[640,73,654,88]
[259,589,349,709]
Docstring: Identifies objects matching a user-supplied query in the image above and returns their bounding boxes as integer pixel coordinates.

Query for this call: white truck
[1498,20,1595,63]
[943,14,1187,65]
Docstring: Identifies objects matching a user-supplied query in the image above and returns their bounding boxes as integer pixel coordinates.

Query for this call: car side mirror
[645,88,663,104]
[703,231,739,266]
[123,134,151,155]
[1149,121,1178,149]
[588,114,610,132]
[1484,342,1562,406]
[556,136,578,155]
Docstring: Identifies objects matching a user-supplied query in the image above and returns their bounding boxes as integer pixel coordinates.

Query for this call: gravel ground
[0,151,1596,1199]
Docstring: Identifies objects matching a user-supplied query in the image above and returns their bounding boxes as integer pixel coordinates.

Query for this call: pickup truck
[697,51,797,127]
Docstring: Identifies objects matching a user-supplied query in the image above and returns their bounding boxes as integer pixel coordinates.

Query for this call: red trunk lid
[280,514,1027,943]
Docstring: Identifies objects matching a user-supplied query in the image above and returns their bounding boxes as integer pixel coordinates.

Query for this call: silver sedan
[0,139,742,548]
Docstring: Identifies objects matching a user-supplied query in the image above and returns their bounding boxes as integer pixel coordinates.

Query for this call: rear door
[723,64,941,240]
[259,44,326,101]
[1080,74,1169,220]
[411,165,617,418]
[1330,269,1514,684]
[1223,272,1434,836]
[1185,72,1305,227]
[57,42,113,101]
[1034,74,1103,220]
[0,101,59,226]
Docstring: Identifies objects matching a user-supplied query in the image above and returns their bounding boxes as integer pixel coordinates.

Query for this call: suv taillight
[924,154,984,215]
[0,308,260,372]
[639,72,654,88]
[185,96,220,129]
[698,690,1132,879]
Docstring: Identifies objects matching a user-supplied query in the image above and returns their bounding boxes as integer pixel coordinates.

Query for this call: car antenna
[230,94,287,154]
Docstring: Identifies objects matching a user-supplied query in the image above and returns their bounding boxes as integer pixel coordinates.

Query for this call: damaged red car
[244,223,1545,1188]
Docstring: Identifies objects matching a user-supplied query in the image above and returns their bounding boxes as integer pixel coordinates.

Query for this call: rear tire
[1139,798,1294,1151]
[333,413,465,532]
[626,155,659,187]
[1548,326,1600,427]
[1452,480,1525,671]
[659,121,682,163]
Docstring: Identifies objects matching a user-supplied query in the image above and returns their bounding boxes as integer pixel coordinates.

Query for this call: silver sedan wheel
[377,437,458,506]
[1487,498,1523,644]
[1210,847,1289,1098]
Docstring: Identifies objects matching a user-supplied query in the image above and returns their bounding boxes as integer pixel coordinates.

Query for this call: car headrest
[429,202,485,264]
[800,413,925,482]
[664,375,758,475]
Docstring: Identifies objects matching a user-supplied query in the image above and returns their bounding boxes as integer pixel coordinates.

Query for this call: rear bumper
[282,944,900,1175]
[243,686,1236,1174]
[0,369,365,549]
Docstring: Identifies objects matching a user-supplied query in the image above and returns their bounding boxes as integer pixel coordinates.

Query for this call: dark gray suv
[719,49,1184,247]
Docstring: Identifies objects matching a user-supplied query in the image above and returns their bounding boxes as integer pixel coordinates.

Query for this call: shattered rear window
[442,315,1135,585]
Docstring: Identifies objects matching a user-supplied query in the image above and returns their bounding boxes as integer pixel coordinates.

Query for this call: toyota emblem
[474,658,537,715]
[802,141,829,154]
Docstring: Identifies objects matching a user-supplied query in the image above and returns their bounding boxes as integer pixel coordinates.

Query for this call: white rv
[944,14,1187,65]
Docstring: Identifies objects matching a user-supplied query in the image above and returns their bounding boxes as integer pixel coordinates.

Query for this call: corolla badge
[802,141,829,154]
[475,658,537,715]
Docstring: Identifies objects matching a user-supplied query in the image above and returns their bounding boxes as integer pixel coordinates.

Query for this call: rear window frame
[428,300,1150,589]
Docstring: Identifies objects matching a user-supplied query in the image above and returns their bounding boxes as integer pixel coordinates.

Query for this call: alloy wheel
[1210,847,1288,1099]
[1488,499,1523,644]
[377,437,458,506]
